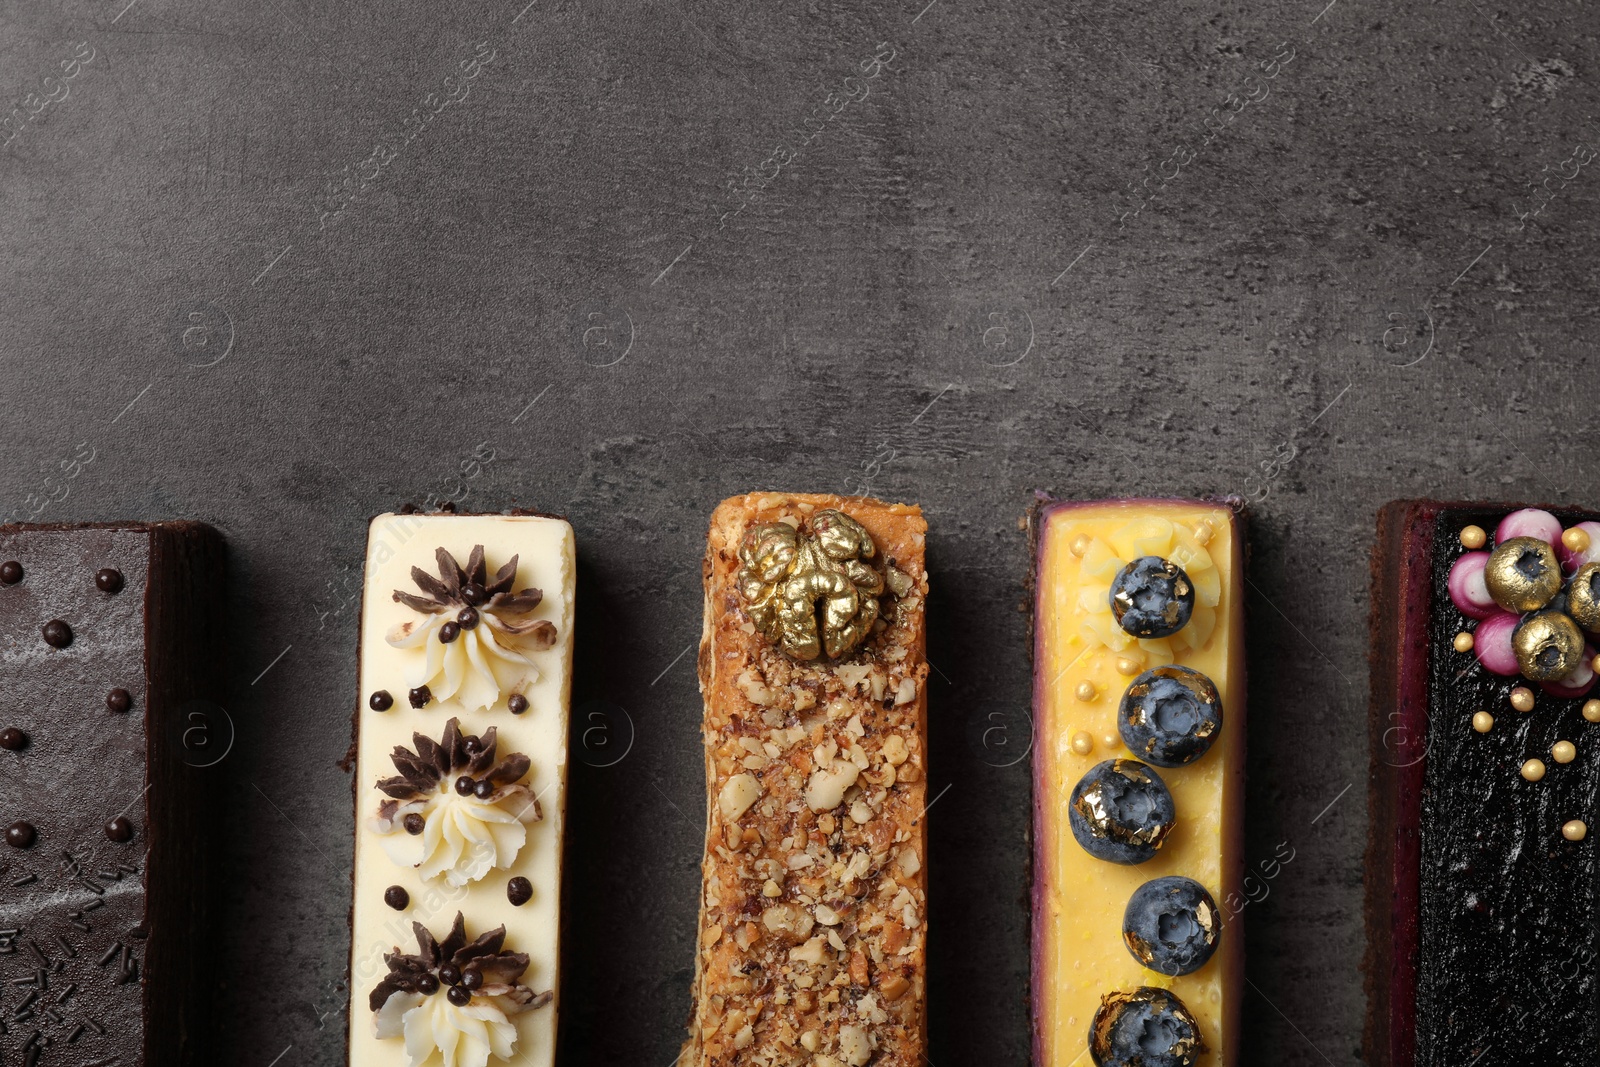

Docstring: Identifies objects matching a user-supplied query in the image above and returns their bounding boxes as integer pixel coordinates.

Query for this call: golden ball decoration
[1074,680,1097,702]
[1552,740,1577,764]
[1472,711,1494,733]
[1070,731,1094,755]
[1484,537,1563,612]
[1567,562,1600,633]
[1584,699,1600,723]
[1459,525,1487,549]
[1521,758,1547,782]
[1453,631,1474,652]
[1564,820,1589,841]
[1510,686,1536,713]
[1512,611,1586,681]
[1564,527,1593,554]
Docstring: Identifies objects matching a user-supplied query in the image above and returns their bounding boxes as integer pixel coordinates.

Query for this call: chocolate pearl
[454,776,475,797]
[95,568,124,594]
[416,972,439,995]
[473,779,495,799]
[0,561,22,584]
[462,583,488,606]
[408,686,432,709]
[369,690,394,711]
[456,606,480,630]
[447,985,471,1006]
[439,962,462,985]
[105,816,134,843]
[106,688,133,713]
[403,813,425,835]
[507,876,533,906]
[507,694,529,715]
[41,620,72,648]
[5,822,35,849]
[438,622,460,644]
[461,967,483,991]
[384,885,410,910]
[0,728,26,751]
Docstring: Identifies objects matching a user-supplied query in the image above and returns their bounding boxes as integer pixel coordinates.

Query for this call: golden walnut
[737,509,885,661]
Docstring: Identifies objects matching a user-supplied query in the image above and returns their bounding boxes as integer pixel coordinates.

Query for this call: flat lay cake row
[1,495,1594,1066]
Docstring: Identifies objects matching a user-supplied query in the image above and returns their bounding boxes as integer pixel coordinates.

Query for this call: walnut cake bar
[682,493,930,1067]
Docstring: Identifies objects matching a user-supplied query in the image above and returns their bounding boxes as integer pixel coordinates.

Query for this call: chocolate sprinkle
[454,776,475,797]
[408,685,432,709]
[104,817,134,844]
[403,813,425,835]
[447,985,471,1006]
[369,690,394,712]
[0,728,26,751]
[438,621,460,644]
[0,561,21,585]
[384,885,410,911]
[94,568,124,594]
[507,694,530,715]
[506,876,533,906]
[106,688,132,713]
[5,823,35,849]
[40,620,72,649]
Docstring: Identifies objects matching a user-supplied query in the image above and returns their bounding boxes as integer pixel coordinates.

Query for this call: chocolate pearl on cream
[369,690,394,711]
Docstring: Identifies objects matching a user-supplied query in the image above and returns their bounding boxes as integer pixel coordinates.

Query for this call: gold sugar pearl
[1563,527,1593,554]
[1193,520,1215,546]
[1521,759,1547,781]
[1510,687,1535,713]
[1459,525,1487,550]
[1564,820,1589,841]
[1074,681,1097,702]
[1453,632,1474,653]
[1584,699,1600,723]
[1101,733,1119,750]
[1115,656,1142,676]
[1070,731,1094,756]
[1070,534,1090,557]
[1552,740,1577,764]
[1593,653,1600,675]
[1472,711,1495,733]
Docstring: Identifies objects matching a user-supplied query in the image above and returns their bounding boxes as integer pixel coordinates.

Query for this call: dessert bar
[1366,502,1600,1067]
[349,513,573,1067]
[0,521,225,1066]
[682,493,930,1067]
[1031,499,1246,1067]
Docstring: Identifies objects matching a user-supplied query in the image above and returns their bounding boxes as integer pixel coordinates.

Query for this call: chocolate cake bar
[1367,502,1600,1067]
[349,513,572,1067]
[1031,499,1246,1067]
[682,493,929,1067]
[0,521,225,1066]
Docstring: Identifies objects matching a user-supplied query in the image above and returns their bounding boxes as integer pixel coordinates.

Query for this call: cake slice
[1366,502,1600,1067]
[0,521,225,1067]
[682,493,929,1067]
[1031,498,1246,1067]
[348,512,573,1067]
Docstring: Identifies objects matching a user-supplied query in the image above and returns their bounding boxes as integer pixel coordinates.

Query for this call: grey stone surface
[3,0,1597,1063]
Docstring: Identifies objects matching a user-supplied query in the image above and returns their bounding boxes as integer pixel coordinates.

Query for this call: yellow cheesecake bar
[1032,499,1245,1067]
[683,493,930,1067]
[349,512,574,1067]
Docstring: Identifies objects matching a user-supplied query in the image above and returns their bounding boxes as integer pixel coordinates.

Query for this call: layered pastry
[349,513,573,1067]
[0,521,225,1066]
[1031,499,1246,1067]
[682,493,929,1067]
[1367,503,1600,1067]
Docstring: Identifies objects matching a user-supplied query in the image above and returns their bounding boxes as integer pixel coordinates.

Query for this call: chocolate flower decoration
[737,509,885,660]
[388,546,557,711]
[371,912,551,1067]
[371,718,542,886]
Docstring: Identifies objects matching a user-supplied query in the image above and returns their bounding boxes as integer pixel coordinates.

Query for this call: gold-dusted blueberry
[1117,666,1223,768]
[1108,556,1195,638]
[1068,759,1176,865]
[1568,562,1600,633]
[1089,986,1204,1067]
[1512,611,1585,681]
[1121,876,1220,976]
[1484,536,1562,613]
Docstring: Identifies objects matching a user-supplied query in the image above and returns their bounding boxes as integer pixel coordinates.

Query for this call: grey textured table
[4,0,1596,1062]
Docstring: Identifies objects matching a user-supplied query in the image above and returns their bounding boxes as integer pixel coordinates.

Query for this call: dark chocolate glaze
[0,522,223,1066]
[1366,502,1600,1067]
